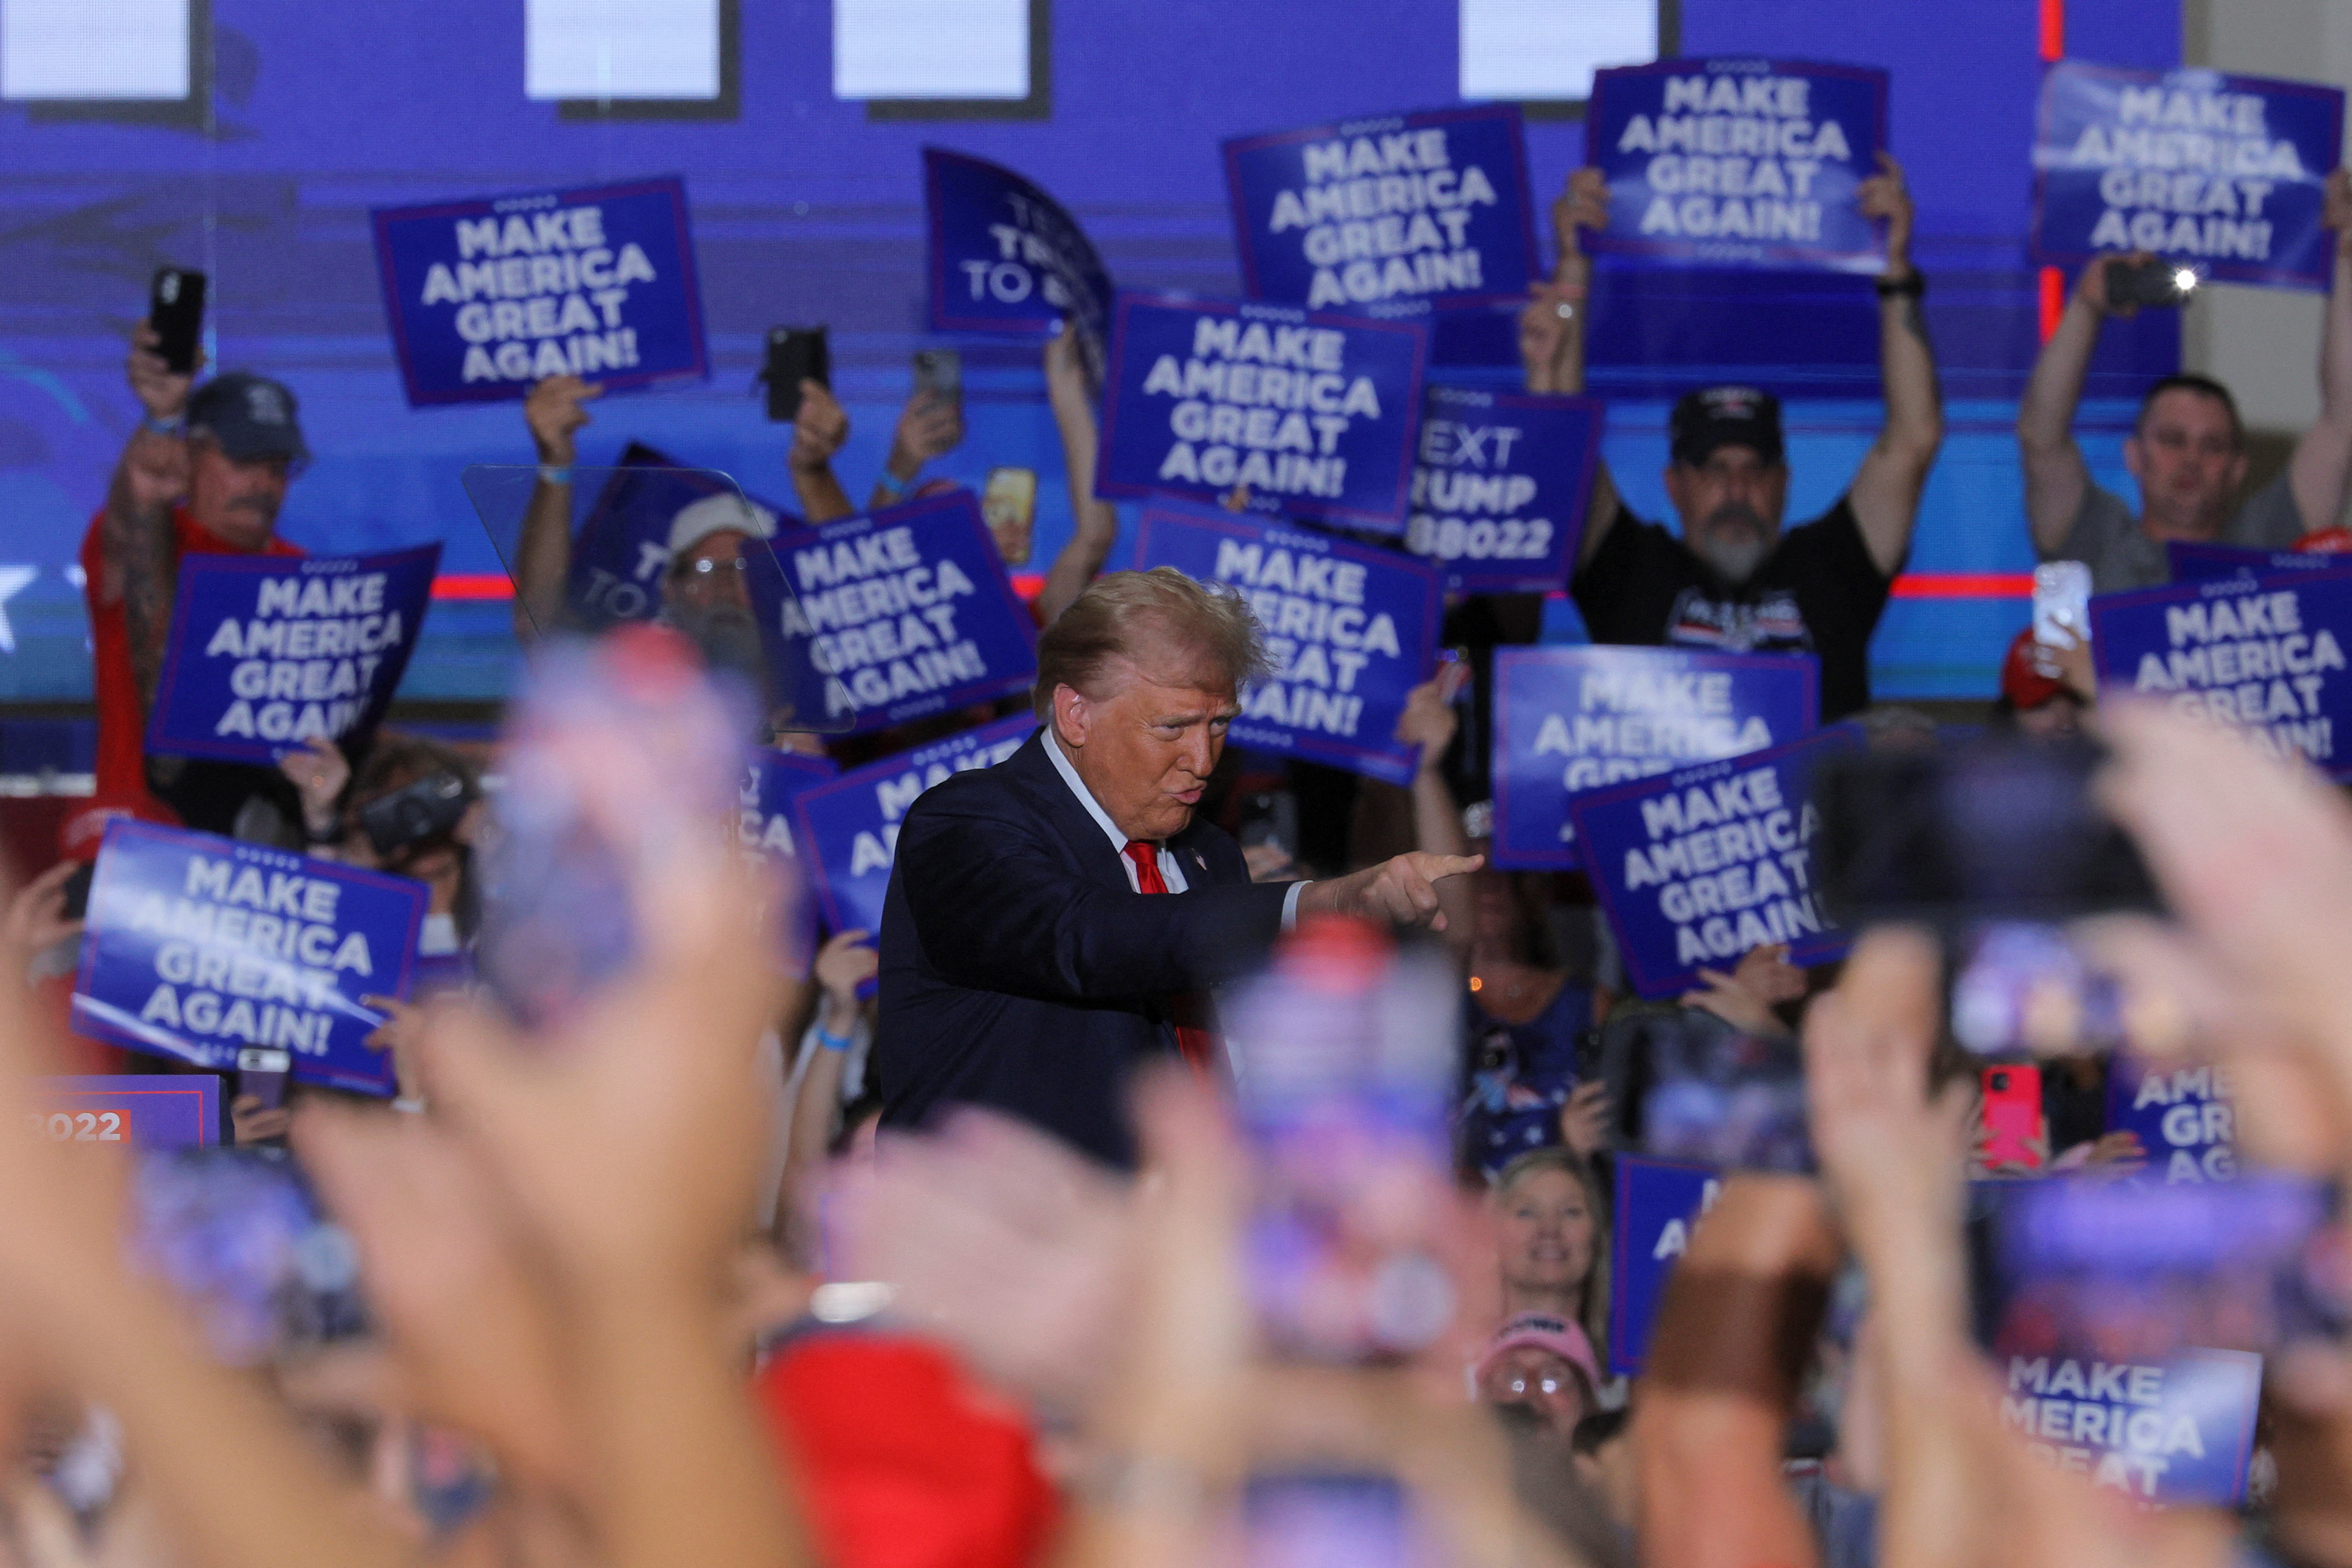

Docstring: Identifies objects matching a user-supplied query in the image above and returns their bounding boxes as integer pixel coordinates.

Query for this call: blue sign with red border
[34,1075,220,1151]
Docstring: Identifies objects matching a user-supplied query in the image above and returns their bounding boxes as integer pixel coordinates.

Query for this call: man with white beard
[1522,161,1945,720]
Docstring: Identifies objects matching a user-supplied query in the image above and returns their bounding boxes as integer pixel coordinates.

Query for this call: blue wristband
[816,1025,855,1053]
[537,463,572,486]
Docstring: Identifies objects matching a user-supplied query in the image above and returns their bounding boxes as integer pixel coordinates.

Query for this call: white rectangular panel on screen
[525,0,719,101]
[1458,0,1656,102]
[833,0,1027,101]
[1,0,187,100]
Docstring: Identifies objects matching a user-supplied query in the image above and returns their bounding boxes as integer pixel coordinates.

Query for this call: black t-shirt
[1569,495,1893,721]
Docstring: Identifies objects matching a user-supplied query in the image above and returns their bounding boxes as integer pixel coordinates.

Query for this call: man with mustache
[1523,160,1944,721]
[84,333,314,837]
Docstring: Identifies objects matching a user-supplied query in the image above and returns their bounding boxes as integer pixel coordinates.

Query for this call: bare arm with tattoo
[102,326,193,712]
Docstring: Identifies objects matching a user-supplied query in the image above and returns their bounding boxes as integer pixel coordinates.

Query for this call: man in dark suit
[875,567,1480,1166]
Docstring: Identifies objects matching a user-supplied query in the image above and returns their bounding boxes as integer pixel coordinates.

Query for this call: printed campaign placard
[1133,502,1441,786]
[793,715,1035,937]
[1998,1348,2262,1505]
[1608,1154,1720,1377]
[739,748,838,866]
[146,546,441,765]
[750,490,1039,736]
[1096,293,1428,530]
[1405,386,1602,589]
[371,176,709,406]
[924,148,1112,374]
[2106,1055,2237,1185]
[72,820,426,1098]
[2089,566,2352,779]
[1569,726,1860,999]
[33,1075,219,1151]
[2034,62,2345,290]
[2167,539,2347,580]
[1490,646,1819,870]
[562,444,798,629]
[1585,58,1889,272]
[1223,105,1536,314]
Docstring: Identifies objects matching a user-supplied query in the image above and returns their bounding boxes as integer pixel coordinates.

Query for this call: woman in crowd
[1492,1145,1613,1378]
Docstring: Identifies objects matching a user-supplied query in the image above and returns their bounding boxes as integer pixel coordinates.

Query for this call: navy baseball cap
[1670,385,1784,468]
[186,372,310,466]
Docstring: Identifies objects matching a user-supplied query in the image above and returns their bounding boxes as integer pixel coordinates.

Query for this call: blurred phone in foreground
[129,1149,366,1364]
[1816,740,2160,1060]
[477,626,755,1030]
[1245,1472,1419,1568]
[1223,918,1461,1363]
[1636,1008,1812,1173]
[1977,1173,2348,1362]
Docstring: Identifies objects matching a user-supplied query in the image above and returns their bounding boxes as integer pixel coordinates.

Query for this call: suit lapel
[1000,730,1135,894]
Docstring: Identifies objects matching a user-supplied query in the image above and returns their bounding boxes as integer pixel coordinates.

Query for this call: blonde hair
[1033,567,1271,718]
[1493,1146,1613,1371]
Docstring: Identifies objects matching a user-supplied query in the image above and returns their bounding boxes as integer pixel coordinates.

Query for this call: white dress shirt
[1041,727,1307,925]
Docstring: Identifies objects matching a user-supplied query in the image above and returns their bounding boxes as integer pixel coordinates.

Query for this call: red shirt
[81,508,302,802]
[754,1333,1059,1568]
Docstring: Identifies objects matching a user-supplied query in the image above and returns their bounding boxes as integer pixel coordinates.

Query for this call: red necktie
[1122,841,1216,1075]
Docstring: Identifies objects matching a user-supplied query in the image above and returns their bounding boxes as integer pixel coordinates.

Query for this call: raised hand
[524,375,600,467]
[787,381,849,474]
[1297,852,1484,931]
[1856,150,1916,277]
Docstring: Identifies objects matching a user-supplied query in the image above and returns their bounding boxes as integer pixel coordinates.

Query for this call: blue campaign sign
[2106,1055,2237,1185]
[371,175,710,406]
[1585,58,1889,272]
[750,489,1040,736]
[1095,292,1428,530]
[1405,385,1602,589]
[34,1075,220,1151]
[2034,62,2346,290]
[1608,1154,1720,1377]
[739,747,837,866]
[1223,105,1536,314]
[146,545,441,765]
[792,715,1035,937]
[2089,566,2352,780]
[1569,726,1860,999]
[2168,540,2347,581]
[1998,1348,2261,1506]
[1490,646,1818,870]
[924,148,1112,370]
[1133,502,1441,785]
[564,443,798,629]
[72,820,427,1098]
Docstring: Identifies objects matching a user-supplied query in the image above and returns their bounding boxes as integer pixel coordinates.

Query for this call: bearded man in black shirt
[1522,159,1946,721]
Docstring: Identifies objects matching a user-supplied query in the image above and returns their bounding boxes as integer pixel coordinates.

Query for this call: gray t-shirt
[2049,470,2305,594]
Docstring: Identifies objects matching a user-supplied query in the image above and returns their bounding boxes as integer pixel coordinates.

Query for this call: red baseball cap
[57,790,177,864]
[2000,629,2067,710]
[2296,527,2352,554]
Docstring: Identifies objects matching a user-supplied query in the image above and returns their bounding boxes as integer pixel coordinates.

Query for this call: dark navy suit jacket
[874,728,1290,1167]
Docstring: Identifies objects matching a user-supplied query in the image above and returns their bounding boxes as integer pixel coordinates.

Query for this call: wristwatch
[1875,269,1927,300]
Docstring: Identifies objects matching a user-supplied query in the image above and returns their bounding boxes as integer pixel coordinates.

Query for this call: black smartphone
[763,326,829,422]
[359,771,470,859]
[59,862,95,923]
[912,348,962,410]
[2106,256,2197,309]
[148,267,207,375]
[1813,740,2159,929]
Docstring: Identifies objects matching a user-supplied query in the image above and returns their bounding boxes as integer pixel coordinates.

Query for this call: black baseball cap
[1670,385,1784,468]
[186,372,310,466]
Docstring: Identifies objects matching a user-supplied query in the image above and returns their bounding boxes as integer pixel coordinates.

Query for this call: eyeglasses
[682,556,750,576]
